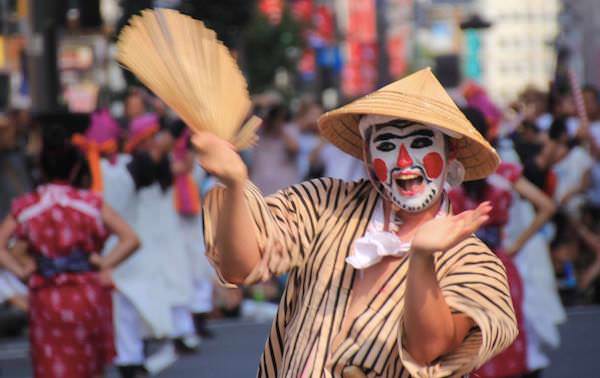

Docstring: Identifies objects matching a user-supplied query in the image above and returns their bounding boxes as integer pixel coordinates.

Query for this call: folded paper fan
[117,8,259,149]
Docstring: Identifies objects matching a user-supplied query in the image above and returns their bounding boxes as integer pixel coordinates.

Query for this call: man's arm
[404,253,474,364]
[192,132,260,284]
[403,202,491,364]
[506,176,556,256]
[215,182,261,284]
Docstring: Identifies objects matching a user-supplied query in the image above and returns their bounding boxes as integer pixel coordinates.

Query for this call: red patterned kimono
[450,163,528,377]
[11,183,115,378]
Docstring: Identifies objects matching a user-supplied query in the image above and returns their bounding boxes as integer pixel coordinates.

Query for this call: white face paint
[366,120,448,213]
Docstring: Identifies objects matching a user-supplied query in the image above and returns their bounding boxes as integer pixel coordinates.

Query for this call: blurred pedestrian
[249,104,299,195]
[518,87,552,132]
[119,89,148,131]
[72,108,161,377]
[0,113,32,219]
[170,121,215,339]
[288,100,324,181]
[551,118,593,217]
[120,113,199,375]
[452,107,560,377]
[0,120,139,378]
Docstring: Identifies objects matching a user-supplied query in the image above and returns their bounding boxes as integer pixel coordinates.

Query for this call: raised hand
[191,131,248,188]
[411,201,491,256]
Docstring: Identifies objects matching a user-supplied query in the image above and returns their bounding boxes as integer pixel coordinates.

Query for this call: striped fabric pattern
[203,178,518,378]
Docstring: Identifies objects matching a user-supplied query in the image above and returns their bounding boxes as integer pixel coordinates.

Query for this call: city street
[0,306,598,377]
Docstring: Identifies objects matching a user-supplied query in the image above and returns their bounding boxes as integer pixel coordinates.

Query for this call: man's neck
[392,197,443,234]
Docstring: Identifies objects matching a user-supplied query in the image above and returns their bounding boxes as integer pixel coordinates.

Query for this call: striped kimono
[203,178,518,378]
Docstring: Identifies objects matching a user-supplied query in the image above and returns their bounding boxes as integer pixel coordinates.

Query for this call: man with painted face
[362,117,454,212]
[194,68,518,377]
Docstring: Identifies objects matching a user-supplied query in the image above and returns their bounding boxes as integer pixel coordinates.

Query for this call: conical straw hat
[318,67,500,181]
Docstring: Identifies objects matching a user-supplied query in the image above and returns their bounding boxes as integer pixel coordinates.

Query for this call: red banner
[347,0,377,43]
[313,4,335,45]
[387,28,410,78]
[342,0,378,97]
[385,0,413,78]
[292,0,313,24]
[342,42,378,97]
[259,0,284,25]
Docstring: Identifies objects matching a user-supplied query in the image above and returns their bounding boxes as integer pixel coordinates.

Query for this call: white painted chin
[385,184,441,213]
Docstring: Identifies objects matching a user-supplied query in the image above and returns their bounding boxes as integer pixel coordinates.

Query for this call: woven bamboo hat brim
[318,67,500,181]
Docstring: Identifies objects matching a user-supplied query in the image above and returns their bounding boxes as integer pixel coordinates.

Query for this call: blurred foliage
[178,0,254,49]
[242,9,304,94]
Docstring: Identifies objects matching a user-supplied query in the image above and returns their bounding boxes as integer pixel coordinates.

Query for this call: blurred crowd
[0,76,600,376]
[501,84,600,303]
[251,80,600,307]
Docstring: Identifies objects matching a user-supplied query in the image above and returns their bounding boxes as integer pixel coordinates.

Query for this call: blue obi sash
[35,249,94,278]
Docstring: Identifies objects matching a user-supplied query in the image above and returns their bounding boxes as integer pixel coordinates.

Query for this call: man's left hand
[411,201,491,256]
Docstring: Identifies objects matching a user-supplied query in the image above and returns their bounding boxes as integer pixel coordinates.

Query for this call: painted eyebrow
[373,129,434,142]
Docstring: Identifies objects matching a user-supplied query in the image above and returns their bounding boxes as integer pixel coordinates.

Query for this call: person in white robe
[497,137,567,372]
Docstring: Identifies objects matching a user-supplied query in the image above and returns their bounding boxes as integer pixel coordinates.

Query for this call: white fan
[117,8,260,149]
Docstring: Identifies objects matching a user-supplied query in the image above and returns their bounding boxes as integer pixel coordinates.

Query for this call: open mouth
[394,173,425,195]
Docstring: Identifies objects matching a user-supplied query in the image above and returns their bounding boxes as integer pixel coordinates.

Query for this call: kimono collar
[346,192,450,270]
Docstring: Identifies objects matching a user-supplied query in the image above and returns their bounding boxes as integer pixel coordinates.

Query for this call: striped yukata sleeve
[398,237,519,377]
[203,178,343,287]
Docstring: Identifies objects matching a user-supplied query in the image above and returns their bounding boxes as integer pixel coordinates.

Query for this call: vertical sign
[385,0,413,78]
[464,29,482,81]
[342,0,378,97]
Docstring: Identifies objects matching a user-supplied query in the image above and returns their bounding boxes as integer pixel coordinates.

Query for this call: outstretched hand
[411,201,491,256]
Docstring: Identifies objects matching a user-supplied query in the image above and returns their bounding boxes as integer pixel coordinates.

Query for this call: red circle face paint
[423,152,444,179]
[373,158,388,182]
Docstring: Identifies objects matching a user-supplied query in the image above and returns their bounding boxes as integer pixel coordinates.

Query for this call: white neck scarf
[346,193,450,270]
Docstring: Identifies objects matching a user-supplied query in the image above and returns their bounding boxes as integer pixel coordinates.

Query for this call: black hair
[169,119,187,139]
[459,107,491,201]
[263,104,289,134]
[461,107,489,142]
[40,124,89,187]
[548,117,568,141]
[551,212,576,248]
[520,120,539,133]
[462,179,488,202]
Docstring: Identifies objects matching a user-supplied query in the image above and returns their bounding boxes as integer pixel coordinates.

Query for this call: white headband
[358,115,462,140]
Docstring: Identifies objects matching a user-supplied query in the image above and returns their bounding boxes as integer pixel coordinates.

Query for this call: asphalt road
[1,306,599,377]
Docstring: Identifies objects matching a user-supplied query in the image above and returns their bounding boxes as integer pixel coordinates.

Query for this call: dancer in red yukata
[449,108,557,378]
[0,118,140,378]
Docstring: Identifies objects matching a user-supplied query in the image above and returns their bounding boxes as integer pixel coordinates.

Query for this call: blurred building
[475,0,560,104]
[558,0,600,89]
[415,0,468,84]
